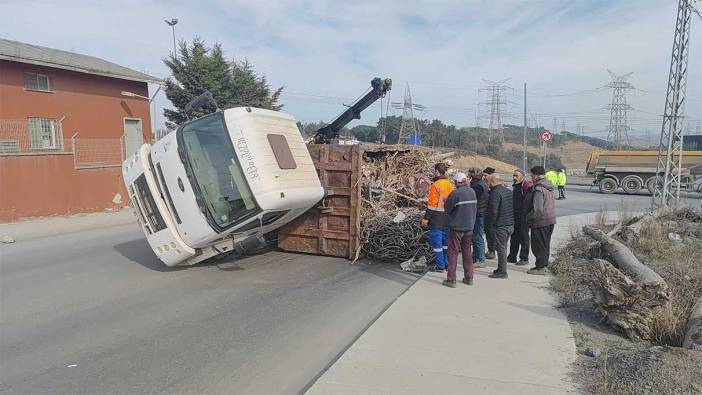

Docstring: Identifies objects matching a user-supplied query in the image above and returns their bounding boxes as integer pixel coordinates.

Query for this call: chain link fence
[71,134,124,169]
[0,118,68,154]
[1,118,127,169]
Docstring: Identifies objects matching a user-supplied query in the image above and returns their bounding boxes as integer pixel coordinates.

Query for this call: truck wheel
[646,177,662,195]
[621,175,643,194]
[598,178,618,194]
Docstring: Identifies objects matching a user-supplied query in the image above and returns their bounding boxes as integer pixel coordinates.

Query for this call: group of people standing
[422,163,559,288]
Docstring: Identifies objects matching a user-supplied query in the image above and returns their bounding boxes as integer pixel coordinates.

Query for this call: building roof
[0,38,162,84]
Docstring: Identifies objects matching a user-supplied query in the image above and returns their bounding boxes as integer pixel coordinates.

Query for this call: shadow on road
[114,238,251,272]
[113,238,187,272]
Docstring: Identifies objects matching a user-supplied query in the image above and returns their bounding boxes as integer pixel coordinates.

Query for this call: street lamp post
[164,18,178,59]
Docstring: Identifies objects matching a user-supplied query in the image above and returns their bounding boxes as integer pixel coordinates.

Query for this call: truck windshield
[179,113,259,229]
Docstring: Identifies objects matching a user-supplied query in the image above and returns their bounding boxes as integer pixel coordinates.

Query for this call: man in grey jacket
[442,172,478,288]
[523,166,557,275]
[486,173,514,279]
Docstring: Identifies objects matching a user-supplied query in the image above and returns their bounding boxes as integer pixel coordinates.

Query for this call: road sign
[540,130,553,142]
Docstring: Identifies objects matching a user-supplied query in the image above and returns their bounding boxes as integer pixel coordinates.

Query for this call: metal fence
[1,119,125,169]
[71,134,123,169]
[0,118,68,154]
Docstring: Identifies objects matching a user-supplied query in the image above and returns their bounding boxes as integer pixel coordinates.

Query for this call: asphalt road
[0,226,419,394]
[0,186,697,394]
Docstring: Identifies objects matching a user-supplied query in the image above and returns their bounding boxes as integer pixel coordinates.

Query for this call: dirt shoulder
[550,209,702,394]
[565,303,702,394]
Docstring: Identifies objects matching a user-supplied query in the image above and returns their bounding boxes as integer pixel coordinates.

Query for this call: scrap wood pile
[356,146,450,267]
[578,207,702,349]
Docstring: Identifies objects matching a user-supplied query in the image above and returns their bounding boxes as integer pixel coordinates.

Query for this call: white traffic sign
[540,131,553,142]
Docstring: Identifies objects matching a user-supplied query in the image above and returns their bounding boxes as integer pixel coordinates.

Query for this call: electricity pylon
[605,70,635,150]
[392,83,424,144]
[653,0,700,208]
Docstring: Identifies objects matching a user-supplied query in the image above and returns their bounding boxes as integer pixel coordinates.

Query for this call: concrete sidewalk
[0,208,136,242]
[307,212,608,395]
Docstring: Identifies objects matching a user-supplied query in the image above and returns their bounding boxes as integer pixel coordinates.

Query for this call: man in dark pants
[508,169,530,265]
[442,172,478,288]
[524,166,557,275]
[482,167,497,259]
[485,173,514,279]
[468,168,489,268]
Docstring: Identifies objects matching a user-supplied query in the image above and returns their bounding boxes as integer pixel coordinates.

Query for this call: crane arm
[313,78,392,144]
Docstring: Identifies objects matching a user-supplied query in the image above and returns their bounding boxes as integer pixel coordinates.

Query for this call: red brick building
[0,38,161,222]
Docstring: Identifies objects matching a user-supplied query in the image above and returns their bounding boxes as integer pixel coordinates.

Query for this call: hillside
[503,140,599,170]
[452,154,517,174]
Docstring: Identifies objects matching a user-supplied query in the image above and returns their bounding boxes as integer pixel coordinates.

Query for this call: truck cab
[122,108,324,266]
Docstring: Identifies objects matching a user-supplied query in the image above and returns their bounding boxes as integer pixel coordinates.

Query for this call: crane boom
[313,78,392,144]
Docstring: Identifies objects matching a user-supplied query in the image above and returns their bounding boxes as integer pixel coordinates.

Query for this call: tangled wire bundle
[361,209,434,263]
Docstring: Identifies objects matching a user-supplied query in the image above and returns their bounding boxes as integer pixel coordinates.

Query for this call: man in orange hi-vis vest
[421,162,455,271]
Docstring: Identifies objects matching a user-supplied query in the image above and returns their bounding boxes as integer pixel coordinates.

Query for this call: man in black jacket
[468,168,488,268]
[485,173,514,278]
[442,172,478,288]
[482,167,497,260]
[508,169,530,265]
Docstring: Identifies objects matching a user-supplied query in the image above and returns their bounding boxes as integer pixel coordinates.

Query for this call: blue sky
[3,0,701,140]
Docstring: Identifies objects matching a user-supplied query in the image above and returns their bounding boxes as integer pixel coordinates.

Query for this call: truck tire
[598,177,618,194]
[646,177,662,195]
[621,175,643,194]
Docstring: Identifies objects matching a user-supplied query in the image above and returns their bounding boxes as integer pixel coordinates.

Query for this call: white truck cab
[122,107,324,266]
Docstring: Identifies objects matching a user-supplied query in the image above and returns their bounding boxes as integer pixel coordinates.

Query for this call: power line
[391,83,422,144]
[479,79,512,144]
[604,69,635,150]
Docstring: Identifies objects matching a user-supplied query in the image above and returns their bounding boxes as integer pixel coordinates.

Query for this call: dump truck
[123,79,391,266]
[586,150,702,194]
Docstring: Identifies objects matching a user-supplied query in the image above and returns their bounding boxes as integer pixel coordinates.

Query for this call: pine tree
[163,38,283,127]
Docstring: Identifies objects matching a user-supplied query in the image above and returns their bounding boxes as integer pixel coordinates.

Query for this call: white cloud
[2,0,700,136]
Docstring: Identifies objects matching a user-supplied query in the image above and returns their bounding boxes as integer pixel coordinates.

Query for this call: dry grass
[551,207,702,347]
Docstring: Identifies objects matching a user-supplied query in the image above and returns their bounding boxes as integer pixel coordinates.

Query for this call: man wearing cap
[524,165,557,275]
[442,172,478,288]
[485,173,514,279]
[468,168,489,268]
[421,163,455,271]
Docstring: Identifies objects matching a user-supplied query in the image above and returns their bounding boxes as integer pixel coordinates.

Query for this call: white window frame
[27,118,59,149]
[24,72,52,92]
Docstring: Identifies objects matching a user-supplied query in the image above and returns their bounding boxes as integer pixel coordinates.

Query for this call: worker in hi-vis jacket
[421,162,455,272]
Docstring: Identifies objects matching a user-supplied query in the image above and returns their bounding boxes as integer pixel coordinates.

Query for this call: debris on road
[400,256,428,273]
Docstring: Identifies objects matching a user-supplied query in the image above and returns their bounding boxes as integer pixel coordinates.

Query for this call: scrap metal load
[359,148,440,263]
[277,144,447,265]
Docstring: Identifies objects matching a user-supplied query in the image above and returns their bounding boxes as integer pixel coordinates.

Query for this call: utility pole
[164,18,179,59]
[523,83,528,171]
[653,0,699,208]
[479,79,511,144]
[605,69,635,150]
